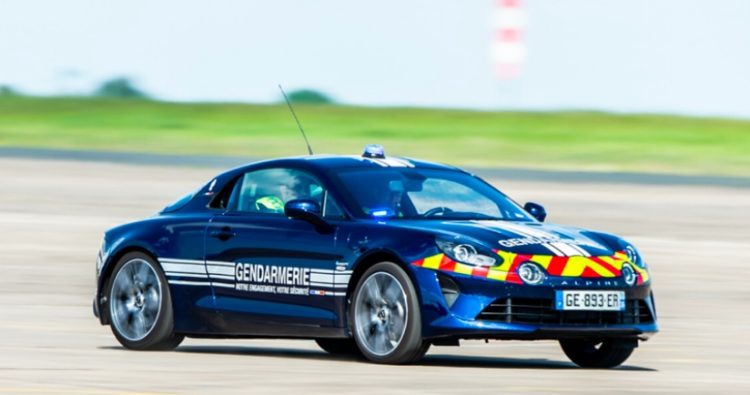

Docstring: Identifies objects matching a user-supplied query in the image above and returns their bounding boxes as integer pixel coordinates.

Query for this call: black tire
[349,261,430,364]
[315,338,361,356]
[106,252,184,350]
[559,339,636,368]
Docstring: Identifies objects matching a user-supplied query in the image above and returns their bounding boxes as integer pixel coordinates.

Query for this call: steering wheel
[423,206,454,217]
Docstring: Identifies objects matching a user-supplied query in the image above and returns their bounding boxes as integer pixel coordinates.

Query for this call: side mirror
[284,199,333,232]
[524,202,547,222]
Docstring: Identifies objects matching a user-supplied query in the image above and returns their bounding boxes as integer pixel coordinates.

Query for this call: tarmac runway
[0,157,748,394]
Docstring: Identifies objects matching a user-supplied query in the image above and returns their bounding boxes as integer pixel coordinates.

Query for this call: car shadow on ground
[100,345,655,371]
[419,353,656,371]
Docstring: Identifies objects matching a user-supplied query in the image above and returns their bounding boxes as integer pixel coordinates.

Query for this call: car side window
[228,168,343,218]
[208,178,239,210]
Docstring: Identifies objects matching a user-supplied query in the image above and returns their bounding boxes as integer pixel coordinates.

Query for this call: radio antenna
[278,84,313,155]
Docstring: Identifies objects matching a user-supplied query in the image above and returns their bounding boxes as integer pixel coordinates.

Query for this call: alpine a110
[93,145,657,367]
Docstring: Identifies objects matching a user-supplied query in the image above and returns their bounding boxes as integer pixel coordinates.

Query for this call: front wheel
[559,339,636,368]
[107,252,184,350]
[350,262,429,364]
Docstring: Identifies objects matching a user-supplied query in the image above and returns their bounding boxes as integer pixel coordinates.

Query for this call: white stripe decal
[168,280,212,286]
[160,258,353,292]
[165,272,208,279]
[163,258,350,271]
[310,273,334,283]
[508,224,554,240]
[362,158,388,167]
[160,263,205,268]
[161,263,208,274]
[310,273,351,283]
[159,258,204,264]
[514,224,590,257]
[381,158,413,167]
[499,222,537,238]
[205,260,236,267]
[562,242,591,257]
[208,274,235,281]
[508,225,592,257]
[502,223,566,256]
[207,266,235,276]
[311,269,353,274]
[394,158,414,167]
[549,242,584,257]
[168,279,235,288]
[310,282,348,289]
[309,289,347,296]
[541,243,565,257]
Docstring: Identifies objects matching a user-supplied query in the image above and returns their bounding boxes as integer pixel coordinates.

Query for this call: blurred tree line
[0,78,334,104]
[95,77,148,98]
[284,89,333,104]
[0,85,20,96]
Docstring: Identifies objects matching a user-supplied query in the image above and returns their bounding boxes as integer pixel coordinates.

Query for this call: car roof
[232,154,464,174]
[178,154,470,214]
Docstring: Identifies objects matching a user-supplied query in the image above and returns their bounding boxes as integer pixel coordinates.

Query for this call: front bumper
[412,266,659,340]
[427,315,658,341]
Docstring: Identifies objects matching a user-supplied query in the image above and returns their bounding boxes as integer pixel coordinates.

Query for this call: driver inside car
[362,179,406,217]
[386,180,405,216]
[254,174,319,213]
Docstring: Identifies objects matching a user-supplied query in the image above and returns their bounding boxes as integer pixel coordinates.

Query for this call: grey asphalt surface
[0,156,749,394]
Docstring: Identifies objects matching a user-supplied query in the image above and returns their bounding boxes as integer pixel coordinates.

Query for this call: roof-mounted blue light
[369,208,395,218]
[362,144,386,159]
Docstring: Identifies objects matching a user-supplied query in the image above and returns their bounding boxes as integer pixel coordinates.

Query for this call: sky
[1,0,749,118]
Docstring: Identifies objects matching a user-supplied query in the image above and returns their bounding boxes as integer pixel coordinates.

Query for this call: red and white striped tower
[491,0,526,80]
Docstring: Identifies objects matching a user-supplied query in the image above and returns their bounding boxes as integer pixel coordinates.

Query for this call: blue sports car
[93,145,657,367]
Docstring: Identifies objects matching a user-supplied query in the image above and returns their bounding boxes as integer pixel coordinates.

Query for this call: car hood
[389,220,614,257]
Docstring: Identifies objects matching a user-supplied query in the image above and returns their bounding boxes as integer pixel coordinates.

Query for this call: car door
[204,167,349,334]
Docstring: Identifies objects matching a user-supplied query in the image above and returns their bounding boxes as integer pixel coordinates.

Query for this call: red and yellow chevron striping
[411,250,649,285]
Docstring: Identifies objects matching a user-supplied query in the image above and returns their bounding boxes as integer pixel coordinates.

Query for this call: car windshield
[331,167,534,221]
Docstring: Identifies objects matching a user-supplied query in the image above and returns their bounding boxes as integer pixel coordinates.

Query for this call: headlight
[436,238,496,267]
[621,263,637,286]
[518,262,546,285]
[623,243,646,268]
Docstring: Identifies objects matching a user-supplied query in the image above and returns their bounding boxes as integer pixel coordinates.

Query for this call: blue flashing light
[362,144,386,159]
[370,208,394,218]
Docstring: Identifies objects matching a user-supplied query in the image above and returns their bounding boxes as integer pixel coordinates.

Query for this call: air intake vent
[477,298,654,326]
[437,273,460,308]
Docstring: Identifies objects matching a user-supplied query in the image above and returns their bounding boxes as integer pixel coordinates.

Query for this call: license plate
[555,290,625,311]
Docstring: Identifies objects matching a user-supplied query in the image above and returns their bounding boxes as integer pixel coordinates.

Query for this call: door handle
[210,226,236,241]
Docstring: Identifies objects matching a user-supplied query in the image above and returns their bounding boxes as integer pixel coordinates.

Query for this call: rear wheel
[107,252,184,350]
[559,339,636,368]
[350,262,429,364]
[315,338,361,356]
